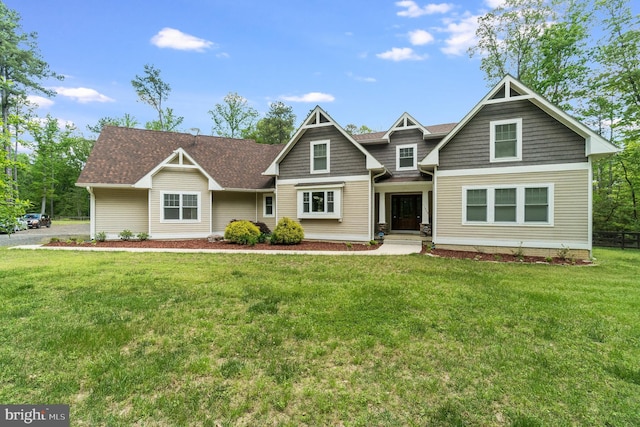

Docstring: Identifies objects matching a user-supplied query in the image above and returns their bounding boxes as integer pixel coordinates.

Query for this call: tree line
[0,0,638,232]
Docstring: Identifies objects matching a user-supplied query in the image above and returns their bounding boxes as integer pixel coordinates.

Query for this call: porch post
[378,191,386,223]
[422,189,429,224]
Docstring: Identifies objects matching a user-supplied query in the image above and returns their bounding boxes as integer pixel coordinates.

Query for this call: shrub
[271,217,304,245]
[137,232,149,241]
[119,229,133,241]
[224,220,261,246]
[95,231,107,242]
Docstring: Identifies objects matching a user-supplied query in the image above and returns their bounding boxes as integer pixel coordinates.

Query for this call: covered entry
[391,194,422,231]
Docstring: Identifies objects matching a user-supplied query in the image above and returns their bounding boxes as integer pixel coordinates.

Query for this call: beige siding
[277,180,371,241]
[257,193,277,231]
[150,169,210,237]
[212,192,258,233]
[435,168,589,249]
[94,188,148,237]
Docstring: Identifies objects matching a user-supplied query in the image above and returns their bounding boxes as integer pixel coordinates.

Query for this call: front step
[382,234,428,245]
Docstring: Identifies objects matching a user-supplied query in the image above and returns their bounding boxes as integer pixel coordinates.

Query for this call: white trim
[297,187,342,220]
[87,187,96,240]
[263,194,275,218]
[462,184,555,226]
[160,191,202,223]
[310,139,330,174]
[587,159,593,255]
[383,112,430,141]
[490,118,522,163]
[434,236,590,250]
[436,162,589,177]
[396,143,418,171]
[278,175,369,186]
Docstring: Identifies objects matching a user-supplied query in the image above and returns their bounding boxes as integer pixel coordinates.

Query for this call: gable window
[162,192,200,222]
[396,143,417,171]
[310,140,330,174]
[463,184,553,225]
[297,185,342,219]
[263,195,274,217]
[490,118,522,162]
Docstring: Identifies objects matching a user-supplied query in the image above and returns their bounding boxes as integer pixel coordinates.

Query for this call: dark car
[24,213,51,229]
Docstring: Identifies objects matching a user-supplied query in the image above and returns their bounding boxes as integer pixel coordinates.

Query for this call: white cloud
[396,1,453,17]
[281,92,335,103]
[439,14,481,56]
[376,47,427,61]
[53,87,115,103]
[485,0,506,8]
[216,52,230,59]
[27,95,54,109]
[151,27,215,52]
[347,72,377,83]
[408,29,435,45]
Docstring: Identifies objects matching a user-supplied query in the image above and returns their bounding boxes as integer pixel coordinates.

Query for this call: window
[490,118,522,162]
[297,186,342,219]
[310,140,330,173]
[396,144,417,171]
[162,192,200,221]
[263,195,274,217]
[466,189,487,222]
[463,185,553,225]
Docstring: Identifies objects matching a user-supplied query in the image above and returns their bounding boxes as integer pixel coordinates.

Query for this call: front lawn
[0,248,638,425]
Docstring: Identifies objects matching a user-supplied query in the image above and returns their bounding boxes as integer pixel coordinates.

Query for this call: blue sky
[7,0,539,136]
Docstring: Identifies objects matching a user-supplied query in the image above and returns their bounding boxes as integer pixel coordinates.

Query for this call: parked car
[0,217,27,233]
[15,217,28,231]
[24,213,51,229]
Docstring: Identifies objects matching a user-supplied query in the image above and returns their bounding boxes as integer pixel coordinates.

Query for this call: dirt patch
[425,248,591,265]
[45,239,379,252]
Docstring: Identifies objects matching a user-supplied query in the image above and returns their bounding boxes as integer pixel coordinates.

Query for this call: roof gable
[420,75,619,167]
[382,112,430,141]
[264,106,383,175]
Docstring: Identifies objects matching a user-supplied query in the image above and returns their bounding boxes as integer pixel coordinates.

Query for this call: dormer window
[490,118,522,162]
[396,143,417,171]
[310,140,330,174]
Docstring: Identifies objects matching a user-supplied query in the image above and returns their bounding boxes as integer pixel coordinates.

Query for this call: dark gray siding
[366,129,441,178]
[279,126,368,179]
[438,99,587,170]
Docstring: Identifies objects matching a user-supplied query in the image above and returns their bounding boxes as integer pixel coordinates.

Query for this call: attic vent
[491,85,506,99]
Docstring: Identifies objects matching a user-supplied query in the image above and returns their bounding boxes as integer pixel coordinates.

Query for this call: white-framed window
[161,191,200,222]
[297,185,342,219]
[490,118,522,162]
[396,143,417,171]
[263,194,274,217]
[310,140,330,174]
[463,184,553,225]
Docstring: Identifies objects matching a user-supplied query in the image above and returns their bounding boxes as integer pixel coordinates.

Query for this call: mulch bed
[426,248,591,265]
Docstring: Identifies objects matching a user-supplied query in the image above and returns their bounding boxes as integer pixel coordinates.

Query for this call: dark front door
[391,194,421,231]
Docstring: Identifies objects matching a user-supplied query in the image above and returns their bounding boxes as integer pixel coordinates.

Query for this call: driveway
[0,223,90,247]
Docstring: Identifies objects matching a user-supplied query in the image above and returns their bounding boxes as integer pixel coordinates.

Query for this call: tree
[344,124,374,135]
[131,64,183,131]
[87,113,138,134]
[209,92,259,138]
[252,101,296,144]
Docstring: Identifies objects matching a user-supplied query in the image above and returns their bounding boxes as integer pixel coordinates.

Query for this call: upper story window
[490,118,522,162]
[162,192,200,222]
[263,195,274,217]
[396,143,417,171]
[310,140,330,174]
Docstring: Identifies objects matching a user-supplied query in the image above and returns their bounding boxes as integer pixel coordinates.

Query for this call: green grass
[0,248,638,426]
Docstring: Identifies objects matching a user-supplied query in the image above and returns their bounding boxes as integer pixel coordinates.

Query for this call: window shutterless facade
[490,118,522,162]
[161,192,200,222]
[463,184,553,225]
[310,140,330,174]
[263,195,274,217]
[396,143,417,171]
[297,185,342,219]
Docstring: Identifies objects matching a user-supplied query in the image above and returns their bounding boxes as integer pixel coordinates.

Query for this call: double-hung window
[263,195,274,217]
[310,140,330,174]
[463,184,553,225]
[162,192,200,221]
[396,143,417,171]
[297,185,342,219]
[490,118,522,162]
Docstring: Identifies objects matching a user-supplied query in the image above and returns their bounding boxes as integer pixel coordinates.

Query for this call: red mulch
[425,248,591,265]
[45,239,379,251]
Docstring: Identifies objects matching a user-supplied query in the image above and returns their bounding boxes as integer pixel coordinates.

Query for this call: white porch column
[378,192,386,223]
[422,189,429,224]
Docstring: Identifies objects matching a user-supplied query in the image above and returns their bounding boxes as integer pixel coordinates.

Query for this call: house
[77,75,618,259]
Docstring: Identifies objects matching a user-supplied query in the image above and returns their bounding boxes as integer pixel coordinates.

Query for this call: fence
[593,231,640,250]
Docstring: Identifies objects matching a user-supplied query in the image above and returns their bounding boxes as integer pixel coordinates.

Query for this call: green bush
[119,229,133,241]
[271,217,304,245]
[137,232,149,241]
[224,220,261,246]
[95,231,107,242]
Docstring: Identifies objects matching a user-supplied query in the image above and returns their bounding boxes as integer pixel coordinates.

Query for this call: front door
[391,194,421,231]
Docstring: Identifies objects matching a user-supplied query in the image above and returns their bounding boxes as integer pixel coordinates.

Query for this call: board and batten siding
[435,168,589,251]
[150,169,211,237]
[211,191,262,234]
[94,188,148,237]
[439,100,587,171]
[279,127,368,179]
[277,180,371,241]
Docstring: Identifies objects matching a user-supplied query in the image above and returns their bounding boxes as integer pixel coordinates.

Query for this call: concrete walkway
[9,240,423,256]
